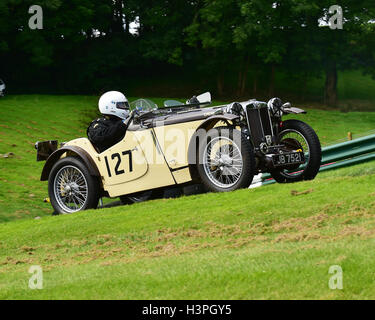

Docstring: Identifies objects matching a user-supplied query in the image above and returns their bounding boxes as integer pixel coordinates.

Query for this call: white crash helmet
[98,91,130,120]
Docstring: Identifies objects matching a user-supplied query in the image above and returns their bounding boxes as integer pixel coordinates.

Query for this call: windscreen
[129,99,158,112]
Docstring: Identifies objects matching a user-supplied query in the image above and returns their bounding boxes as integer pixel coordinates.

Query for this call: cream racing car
[35,92,321,214]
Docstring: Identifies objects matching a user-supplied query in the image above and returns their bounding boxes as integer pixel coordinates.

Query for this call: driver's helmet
[98,91,130,120]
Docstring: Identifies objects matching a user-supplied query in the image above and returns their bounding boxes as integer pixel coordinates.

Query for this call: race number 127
[104,150,133,177]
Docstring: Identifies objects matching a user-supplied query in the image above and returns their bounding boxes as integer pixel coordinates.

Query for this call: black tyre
[270,119,321,183]
[48,157,100,214]
[120,189,164,205]
[197,126,255,192]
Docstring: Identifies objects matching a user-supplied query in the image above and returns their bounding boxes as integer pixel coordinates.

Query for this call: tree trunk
[269,64,275,97]
[301,72,308,102]
[237,69,243,96]
[124,19,129,35]
[253,68,258,96]
[324,62,337,106]
[217,73,224,96]
[111,0,124,33]
[238,56,250,96]
[237,57,250,97]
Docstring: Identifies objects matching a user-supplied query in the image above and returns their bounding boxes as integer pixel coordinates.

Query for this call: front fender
[187,114,239,175]
[40,145,100,181]
[196,114,239,131]
[283,107,306,114]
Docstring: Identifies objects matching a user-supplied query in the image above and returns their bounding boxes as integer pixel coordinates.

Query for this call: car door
[98,131,148,186]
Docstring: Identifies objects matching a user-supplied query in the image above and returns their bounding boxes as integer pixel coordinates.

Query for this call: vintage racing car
[35,92,321,214]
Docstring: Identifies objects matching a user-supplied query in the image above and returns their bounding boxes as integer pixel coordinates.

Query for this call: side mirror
[196,92,211,104]
[282,102,291,109]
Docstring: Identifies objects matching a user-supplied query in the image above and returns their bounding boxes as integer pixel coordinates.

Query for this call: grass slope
[275,70,375,110]
[0,95,374,299]
[0,95,375,222]
[0,161,374,299]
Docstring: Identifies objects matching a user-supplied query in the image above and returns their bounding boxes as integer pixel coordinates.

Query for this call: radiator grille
[245,105,273,148]
[259,108,272,136]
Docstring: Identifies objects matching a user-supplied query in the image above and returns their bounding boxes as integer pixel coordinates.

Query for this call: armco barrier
[321,134,375,165]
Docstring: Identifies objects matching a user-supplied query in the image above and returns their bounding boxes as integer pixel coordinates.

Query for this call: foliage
[0,1,375,104]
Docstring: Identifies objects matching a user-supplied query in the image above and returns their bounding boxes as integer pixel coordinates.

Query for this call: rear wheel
[270,120,321,183]
[48,157,100,214]
[197,127,255,192]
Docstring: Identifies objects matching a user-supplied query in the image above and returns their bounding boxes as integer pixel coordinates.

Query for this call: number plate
[272,151,305,167]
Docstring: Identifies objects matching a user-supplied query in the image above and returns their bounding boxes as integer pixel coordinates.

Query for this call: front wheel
[197,126,255,192]
[48,157,100,214]
[270,119,321,183]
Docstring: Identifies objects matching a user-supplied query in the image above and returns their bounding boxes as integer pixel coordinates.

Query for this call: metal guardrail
[259,133,375,186]
[321,134,375,165]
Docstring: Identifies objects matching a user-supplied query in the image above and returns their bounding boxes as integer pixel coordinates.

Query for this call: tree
[185,0,244,96]
[0,0,374,103]
[235,0,375,106]
[234,0,291,96]
[135,0,198,66]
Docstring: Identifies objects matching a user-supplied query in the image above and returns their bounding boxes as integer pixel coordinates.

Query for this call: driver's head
[98,91,130,120]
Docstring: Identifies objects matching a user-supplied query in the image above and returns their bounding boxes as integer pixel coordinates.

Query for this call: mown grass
[0,95,375,223]
[0,161,374,299]
[0,95,374,299]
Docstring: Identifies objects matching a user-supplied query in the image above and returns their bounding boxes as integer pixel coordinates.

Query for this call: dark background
[0,0,375,108]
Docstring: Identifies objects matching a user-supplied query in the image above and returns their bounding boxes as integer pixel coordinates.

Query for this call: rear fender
[40,145,100,181]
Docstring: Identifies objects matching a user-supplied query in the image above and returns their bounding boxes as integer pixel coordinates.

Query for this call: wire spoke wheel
[270,120,321,183]
[53,165,88,213]
[278,129,310,178]
[197,127,255,192]
[203,136,243,189]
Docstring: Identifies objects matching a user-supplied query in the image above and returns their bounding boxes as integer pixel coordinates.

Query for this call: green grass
[0,161,374,299]
[0,95,374,299]
[338,71,375,101]
[276,70,375,110]
[0,95,375,223]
